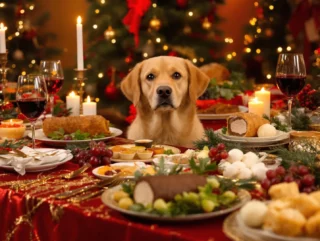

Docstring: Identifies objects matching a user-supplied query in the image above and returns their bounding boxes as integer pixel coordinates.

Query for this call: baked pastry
[306,210,320,238]
[227,112,269,137]
[269,208,306,237]
[290,194,320,218]
[198,103,239,114]
[310,190,320,205]
[268,182,300,200]
[199,63,230,85]
[43,115,110,136]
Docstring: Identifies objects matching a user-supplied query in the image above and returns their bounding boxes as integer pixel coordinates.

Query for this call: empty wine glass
[275,53,306,130]
[39,60,64,114]
[16,75,48,148]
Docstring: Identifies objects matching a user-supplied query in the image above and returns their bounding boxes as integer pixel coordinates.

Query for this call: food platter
[29,127,123,147]
[197,106,248,120]
[92,162,154,180]
[216,129,290,143]
[110,144,181,163]
[223,211,320,241]
[101,185,251,222]
[0,148,73,172]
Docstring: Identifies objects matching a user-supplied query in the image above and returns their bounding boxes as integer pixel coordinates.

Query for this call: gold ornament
[183,25,192,34]
[149,17,161,31]
[202,17,211,30]
[104,26,115,40]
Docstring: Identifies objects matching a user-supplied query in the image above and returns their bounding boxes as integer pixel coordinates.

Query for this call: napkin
[0,147,71,175]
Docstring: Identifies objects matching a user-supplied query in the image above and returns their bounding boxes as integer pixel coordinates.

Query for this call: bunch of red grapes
[261,164,316,193]
[208,143,229,163]
[72,141,113,167]
[297,84,317,110]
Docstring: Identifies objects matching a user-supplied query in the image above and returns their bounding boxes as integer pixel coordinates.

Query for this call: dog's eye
[172,72,181,80]
[146,73,155,81]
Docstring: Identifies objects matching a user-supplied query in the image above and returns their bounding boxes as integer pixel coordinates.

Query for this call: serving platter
[101,185,251,222]
[0,148,73,172]
[110,144,181,163]
[224,211,320,241]
[216,129,290,144]
[29,127,123,147]
[197,106,248,120]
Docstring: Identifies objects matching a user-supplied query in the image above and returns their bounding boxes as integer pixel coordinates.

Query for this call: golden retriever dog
[121,56,210,147]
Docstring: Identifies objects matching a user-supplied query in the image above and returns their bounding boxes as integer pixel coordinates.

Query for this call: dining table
[0,134,234,241]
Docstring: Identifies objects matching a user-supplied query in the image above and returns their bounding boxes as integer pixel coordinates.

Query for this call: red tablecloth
[0,138,232,241]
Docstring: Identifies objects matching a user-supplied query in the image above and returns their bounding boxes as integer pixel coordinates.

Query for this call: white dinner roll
[240,200,268,228]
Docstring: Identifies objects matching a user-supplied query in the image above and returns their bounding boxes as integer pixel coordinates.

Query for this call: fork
[62,163,91,180]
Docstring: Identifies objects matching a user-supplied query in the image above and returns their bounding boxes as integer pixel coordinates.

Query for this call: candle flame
[77,16,82,24]
[0,23,4,30]
[69,91,76,97]
[261,87,265,91]
[87,95,91,103]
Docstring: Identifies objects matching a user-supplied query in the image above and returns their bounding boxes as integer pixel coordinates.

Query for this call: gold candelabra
[0,51,8,105]
[74,68,87,115]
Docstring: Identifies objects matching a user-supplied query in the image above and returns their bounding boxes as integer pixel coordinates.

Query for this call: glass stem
[31,122,35,149]
[288,98,293,131]
[50,95,54,114]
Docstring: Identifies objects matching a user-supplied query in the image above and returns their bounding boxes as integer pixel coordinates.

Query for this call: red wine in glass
[17,98,47,122]
[45,77,64,95]
[275,75,306,97]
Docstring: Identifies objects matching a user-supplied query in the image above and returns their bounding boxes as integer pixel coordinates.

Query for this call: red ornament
[176,0,187,8]
[125,55,133,64]
[256,7,264,19]
[168,51,177,56]
[105,82,119,100]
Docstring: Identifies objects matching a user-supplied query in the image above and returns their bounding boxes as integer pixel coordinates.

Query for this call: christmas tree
[242,0,292,83]
[84,0,230,114]
[0,0,61,81]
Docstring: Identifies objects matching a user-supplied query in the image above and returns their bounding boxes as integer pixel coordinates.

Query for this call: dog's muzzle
[155,86,174,109]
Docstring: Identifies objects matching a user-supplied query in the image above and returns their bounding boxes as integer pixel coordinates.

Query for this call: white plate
[236,212,320,241]
[0,148,73,172]
[101,185,251,222]
[92,162,149,180]
[216,129,290,144]
[198,106,248,120]
[29,127,123,147]
[110,144,181,163]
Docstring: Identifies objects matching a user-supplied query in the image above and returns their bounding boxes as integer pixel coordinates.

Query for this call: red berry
[270,177,281,185]
[295,179,302,189]
[89,156,100,166]
[217,143,226,151]
[220,151,228,159]
[302,187,313,193]
[101,156,111,165]
[284,174,294,183]
[261,178,271,190]
[301,174,315,187]
[209,148,218,158]
[214,153,222,162]
[289,165,298,174]
[266,170,277,180]
[90,147,101,156]
[297,165,309,176]
[105,149,113,158]
[276,166,286,176]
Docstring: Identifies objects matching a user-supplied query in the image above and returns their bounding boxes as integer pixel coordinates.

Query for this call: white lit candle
[0,23,6,53]
[255,87,271,117]
[66,91,80,116]
[76,16,84,70]
[248,97,264,117]
[83,96,96,116]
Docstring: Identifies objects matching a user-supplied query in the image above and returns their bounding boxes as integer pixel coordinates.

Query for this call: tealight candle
[248,97,264,117]
[0,122,26,139]
[2,119,24,125]
[0,23,6,53]
[66,91,80,116]
[255,87,270,117]
[83,95,97,116]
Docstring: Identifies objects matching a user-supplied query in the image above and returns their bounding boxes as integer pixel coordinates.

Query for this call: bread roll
[289,194,320,218]
[227,112,269,137]
[43,115,110,136]
[199,63,230,85]
[306,210,320,238]
[268,182,300,200]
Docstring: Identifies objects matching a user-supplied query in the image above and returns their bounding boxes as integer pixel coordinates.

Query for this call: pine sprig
[193,129,240,151]
[0,139,30,149]
[189,158,216,175]
[217,176,256,192]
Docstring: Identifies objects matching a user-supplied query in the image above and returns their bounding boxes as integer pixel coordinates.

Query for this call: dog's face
[121,56,209,112]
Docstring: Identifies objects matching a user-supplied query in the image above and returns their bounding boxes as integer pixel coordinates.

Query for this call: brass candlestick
[74,68,87,115]
[0,51,8,106]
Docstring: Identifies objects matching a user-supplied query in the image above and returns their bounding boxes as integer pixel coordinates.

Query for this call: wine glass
[275,53,306,130]
[16,75,48,148]
[39,60,64,114]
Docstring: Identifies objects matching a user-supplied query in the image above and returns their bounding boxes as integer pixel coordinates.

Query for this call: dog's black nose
[156,86,172,98]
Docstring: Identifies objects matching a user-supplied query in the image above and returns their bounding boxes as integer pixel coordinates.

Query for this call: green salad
[47,128,106,140]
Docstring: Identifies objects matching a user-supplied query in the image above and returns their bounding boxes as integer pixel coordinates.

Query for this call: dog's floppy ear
[185,60,210,102]
[121,63,142,106]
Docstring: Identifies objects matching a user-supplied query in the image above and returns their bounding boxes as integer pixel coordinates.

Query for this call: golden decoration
[149,16,161,31]
[104,26,115,40]
[202,17,211,30]
[183,25,192,34]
